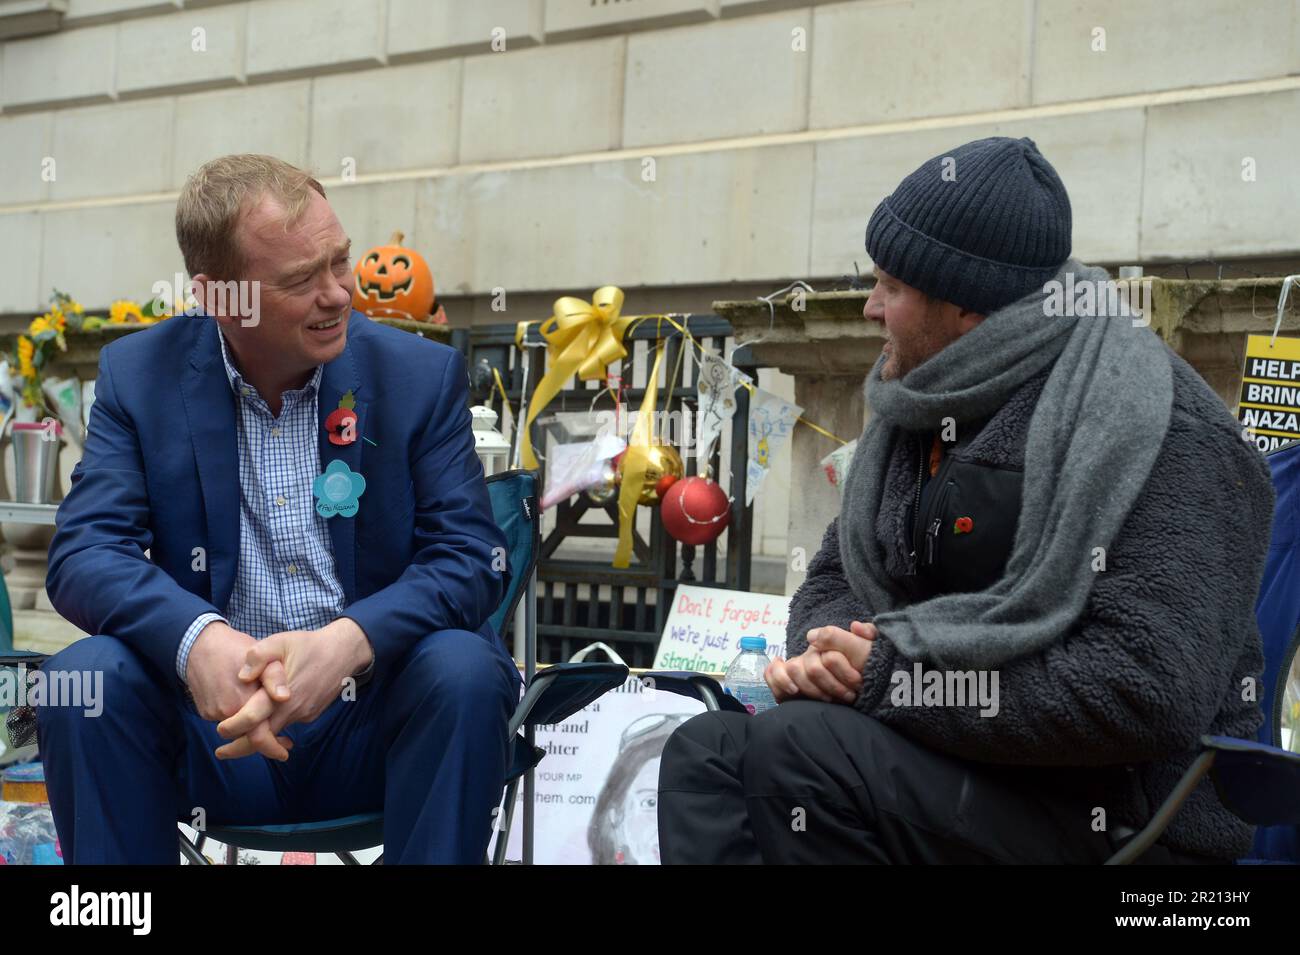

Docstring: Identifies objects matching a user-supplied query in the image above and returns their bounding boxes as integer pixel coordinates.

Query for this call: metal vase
[10,424,61,504]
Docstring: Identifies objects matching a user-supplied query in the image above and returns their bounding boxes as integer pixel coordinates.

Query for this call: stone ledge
[1150,276,1300,343]
[542,0,719,43]
[62,0,182,28]
[716,276,1300,379]
[715,274,1300,422]
[714,290,878,377]
[0,0,65,41]
[0,317,454,381]
[0,0,816,109]
[0,20,117,110]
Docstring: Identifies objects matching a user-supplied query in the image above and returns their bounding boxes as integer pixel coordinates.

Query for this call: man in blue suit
[37,154,521,864]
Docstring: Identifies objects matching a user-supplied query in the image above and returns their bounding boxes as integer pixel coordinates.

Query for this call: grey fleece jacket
[785,347,1275,861]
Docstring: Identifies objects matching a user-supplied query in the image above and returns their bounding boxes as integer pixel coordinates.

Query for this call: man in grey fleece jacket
[656,137,1275,865]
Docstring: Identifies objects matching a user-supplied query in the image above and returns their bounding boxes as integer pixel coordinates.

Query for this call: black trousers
[657,701,1227,865]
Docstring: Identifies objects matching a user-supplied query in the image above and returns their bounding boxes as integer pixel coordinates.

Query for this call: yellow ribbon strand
[515,287,638,470]
[627,313,852,446]
[489,366,517,465]
[735,377,851,446]
[490,366,512,424]
[512,297,852,481]
[613,341,666,569]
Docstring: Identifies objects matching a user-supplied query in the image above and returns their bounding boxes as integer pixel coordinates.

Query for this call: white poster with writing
[652,584,790,674]
[695,348,752,464]
[501,675,705,864]
[746,386,801,506]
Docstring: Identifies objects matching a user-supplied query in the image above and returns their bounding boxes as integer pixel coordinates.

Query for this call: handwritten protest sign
[502,674,704,864]
[652,584,790,674]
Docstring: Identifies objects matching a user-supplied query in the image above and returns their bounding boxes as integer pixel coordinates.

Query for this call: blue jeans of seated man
[36,627,522,864]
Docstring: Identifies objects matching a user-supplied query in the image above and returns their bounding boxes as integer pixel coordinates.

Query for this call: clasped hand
[764,620,875,705]
[186,619,373,761]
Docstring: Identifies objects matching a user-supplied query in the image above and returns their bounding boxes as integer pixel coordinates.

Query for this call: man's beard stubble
[880,314,958,382]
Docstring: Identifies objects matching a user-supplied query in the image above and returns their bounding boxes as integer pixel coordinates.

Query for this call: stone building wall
[1,0,1297,578]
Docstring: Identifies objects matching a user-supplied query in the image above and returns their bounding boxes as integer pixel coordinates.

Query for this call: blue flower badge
[313,459,366,519]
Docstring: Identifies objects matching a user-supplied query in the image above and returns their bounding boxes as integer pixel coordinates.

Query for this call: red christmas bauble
[655,473,679,499]
[660,476,730,545]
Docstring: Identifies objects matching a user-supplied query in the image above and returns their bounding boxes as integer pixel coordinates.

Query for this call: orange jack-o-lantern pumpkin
[351,231,444,323]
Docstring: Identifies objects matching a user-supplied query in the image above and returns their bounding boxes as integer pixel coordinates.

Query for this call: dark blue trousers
[36,627,522,864]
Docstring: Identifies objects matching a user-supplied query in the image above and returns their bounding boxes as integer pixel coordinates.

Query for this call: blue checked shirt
[175,331,351,683]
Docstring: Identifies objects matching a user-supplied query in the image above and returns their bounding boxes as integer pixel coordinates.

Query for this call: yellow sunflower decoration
[16,336,35,380]
[10,289,168,418]
[109,300,144,324]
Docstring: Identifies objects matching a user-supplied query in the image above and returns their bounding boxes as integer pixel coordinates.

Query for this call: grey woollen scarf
[837,259,1174,670]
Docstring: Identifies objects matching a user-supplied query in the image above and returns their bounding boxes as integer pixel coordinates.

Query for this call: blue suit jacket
[46,311,509,687]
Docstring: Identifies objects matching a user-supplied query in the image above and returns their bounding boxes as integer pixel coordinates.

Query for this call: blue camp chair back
[486,469,540,641]
[0,568,13,655]
[1248,439,1300,862]
[0,564,44,668]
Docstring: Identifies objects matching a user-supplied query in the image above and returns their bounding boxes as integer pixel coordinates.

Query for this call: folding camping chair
[1104,438,1300,865]
[169,467,628,865]
[0,567,52,746]
[641,443,1300,866]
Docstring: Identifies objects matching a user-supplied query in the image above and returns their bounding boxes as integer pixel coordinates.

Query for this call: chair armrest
[510,662,628,735]
[1104,749,1218,865]
[1106,734,1300,864]
[0,651,50,667]
[1201,734,1300,827]
[639,670,749,714]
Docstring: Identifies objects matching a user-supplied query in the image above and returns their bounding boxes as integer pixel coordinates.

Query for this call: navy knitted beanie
[864,136,1072,315]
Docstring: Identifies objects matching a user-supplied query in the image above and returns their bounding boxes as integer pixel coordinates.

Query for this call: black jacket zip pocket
[918,459,1024,594]
[923,480,954,567]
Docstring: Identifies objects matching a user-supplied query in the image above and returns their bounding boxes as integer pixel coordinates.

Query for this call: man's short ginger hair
[175,154,326,280]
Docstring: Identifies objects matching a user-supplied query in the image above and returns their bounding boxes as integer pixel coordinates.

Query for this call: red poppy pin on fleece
[326,390,358,446]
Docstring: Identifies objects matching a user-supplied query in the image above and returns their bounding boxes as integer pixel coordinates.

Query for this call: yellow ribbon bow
[515,286,637,471]
[612,342,667,569]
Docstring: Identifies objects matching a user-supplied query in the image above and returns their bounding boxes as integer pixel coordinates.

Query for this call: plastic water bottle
[723,637,777,715]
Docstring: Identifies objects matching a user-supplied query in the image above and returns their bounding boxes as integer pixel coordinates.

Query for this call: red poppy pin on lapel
[325,390,358,446]
[953,516,974,535]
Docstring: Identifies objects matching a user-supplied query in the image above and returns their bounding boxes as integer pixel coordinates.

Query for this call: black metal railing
[451,315,757,666]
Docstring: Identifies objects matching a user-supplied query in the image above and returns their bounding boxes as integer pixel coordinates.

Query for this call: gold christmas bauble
[617,443,684,506]
[585,460,619,505]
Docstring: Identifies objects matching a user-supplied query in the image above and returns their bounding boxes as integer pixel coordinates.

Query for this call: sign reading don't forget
[652,584,790,674]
